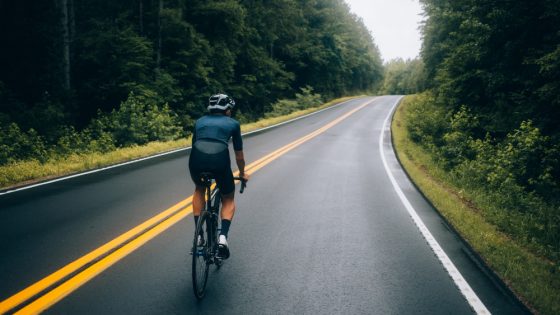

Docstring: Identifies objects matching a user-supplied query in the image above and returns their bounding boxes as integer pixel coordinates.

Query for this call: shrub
[86,130,116,153]
[91,92,182,147]
[55,126,90,156]
[0,123,48,165]
[464,121,559,200]
[266,86,322,118]
[452,121,559,258]
[404,92,448,152]
[294,86,323,109]
[404,95,560,259]
[266,99,299,118]
[441,105,479,168]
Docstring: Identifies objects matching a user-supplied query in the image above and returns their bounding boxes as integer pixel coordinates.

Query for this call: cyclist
[188,93,249,259]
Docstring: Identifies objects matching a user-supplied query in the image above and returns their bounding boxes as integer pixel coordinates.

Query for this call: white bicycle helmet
[207,94,235,112]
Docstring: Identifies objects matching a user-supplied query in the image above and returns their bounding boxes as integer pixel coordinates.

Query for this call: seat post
[200,172,214,210]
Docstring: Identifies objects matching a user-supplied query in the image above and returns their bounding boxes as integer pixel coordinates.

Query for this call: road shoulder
[391,96,557,315]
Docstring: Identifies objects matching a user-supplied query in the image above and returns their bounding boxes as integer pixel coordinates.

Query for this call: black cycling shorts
[188,140,235,195]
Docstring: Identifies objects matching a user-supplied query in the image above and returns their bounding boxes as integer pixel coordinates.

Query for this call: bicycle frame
[200,174,221,264]
[191,174,246,298]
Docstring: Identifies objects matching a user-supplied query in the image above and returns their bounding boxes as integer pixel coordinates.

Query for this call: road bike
[191,173,246,299]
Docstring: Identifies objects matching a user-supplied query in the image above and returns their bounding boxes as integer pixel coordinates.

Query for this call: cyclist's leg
[188,147,208,227]
[216,169,235,219]
[216,169,235,238]
[220,192,235,221]
[215,169,234,259]
[192,185,205,222]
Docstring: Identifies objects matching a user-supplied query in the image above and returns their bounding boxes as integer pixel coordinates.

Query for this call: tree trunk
[139,0,144,35]
[59,0,71,90]
[156,0,163,69]
[69,0,75,91]
[69,0,75,42]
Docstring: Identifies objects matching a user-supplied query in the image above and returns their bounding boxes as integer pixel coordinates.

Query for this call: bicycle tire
[211,191,224,268]
[192,211,211,299]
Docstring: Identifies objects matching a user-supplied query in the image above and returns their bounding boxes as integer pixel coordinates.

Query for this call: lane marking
[242,98,360,136]
[0,196,193,314]
[1,98,377,314]
[13,205,194,315]
[379,97,491,315]
[0,98,360,196]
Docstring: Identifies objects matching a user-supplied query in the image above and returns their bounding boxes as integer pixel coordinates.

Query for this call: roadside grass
[0,139,190,189]
[392,95,560,315]
[240,96,358,133]
[0,96,360,190]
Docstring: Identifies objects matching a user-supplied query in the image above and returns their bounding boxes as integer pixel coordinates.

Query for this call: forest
[0,0,383,165]
[379,58,426,95]
[389,2,560,313]
[398,0,560,299]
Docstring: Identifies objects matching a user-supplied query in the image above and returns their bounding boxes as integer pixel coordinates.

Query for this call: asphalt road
[0,96,529,314]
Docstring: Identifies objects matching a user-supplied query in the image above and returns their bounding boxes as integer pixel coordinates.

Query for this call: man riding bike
[188,94,249,259]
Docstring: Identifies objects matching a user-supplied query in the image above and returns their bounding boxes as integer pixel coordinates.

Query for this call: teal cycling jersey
[192,114,243,151]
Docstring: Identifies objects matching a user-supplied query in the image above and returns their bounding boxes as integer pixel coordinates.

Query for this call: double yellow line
[0,98,374,315]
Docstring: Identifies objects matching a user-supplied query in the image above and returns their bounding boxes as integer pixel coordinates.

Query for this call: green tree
[0,0,384,165]
[380,58,427,95]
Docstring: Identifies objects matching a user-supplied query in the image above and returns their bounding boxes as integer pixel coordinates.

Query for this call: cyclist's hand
[240,173,250,182]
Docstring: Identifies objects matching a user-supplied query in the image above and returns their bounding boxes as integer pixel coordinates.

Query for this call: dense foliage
[266,86,323,118]
[379,58,426,95]
[421,0,560,138]
[406,94,559,260]
[411,0,560,262]
[0,0,383,165]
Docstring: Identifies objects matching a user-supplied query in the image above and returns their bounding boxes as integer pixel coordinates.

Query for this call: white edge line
[379,96,491,315]
[0,97,368,196]
[0,147,188,196]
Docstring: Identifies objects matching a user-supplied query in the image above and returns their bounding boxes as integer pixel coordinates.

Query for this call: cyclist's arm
[235,150,247,180]
[231,120,248,180]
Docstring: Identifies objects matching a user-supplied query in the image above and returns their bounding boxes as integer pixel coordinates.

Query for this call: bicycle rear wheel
[192,211,210,299]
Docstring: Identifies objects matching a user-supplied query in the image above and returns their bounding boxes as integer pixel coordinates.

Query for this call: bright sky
[345,0,424,62]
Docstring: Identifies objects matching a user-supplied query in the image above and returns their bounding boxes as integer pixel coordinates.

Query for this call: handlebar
[233,176,247,194]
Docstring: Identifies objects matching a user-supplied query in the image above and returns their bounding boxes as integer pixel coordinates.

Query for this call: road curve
[0,96,528,314]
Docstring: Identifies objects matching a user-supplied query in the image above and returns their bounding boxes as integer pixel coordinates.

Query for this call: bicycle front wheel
[192,211,210,299]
